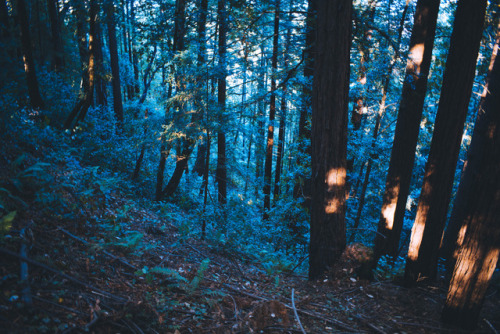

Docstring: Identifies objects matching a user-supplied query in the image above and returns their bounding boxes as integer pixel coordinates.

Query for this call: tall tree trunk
[441,23,500,273]
[293,0,315,205]
[46,0,64,71]
[74,0,89,97]
[64,0,98,129]
[17,0,45,110]
[255,48,267,198]
[405,0,487,285]
[263,0,280,219]
[216,0,227,205]
[352,1,410,245]
[94,15,107,106]
[441,33,500,328]
[274,8,292,202]
[309,0,351,280]
[130,0,139,97]
[105,0,124,127]
[157,0,190,200]
[375,0,440,260]
[155,83,173,201]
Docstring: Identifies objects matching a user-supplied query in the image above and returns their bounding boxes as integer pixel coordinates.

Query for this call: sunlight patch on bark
[325,198,341,214]
[325,167,346,191]
[408,43,424,74]
[407,218,425,261]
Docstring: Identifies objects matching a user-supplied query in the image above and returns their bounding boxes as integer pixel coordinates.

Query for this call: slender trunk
[353,2,411,247]
[405,0,487,285]
[17,0,44,110]
[94,16,106,106]
[64,0,98,129]
[376,0,440,262]
[74,0,89,96]
[216,0,227,205]
[47,0,64,71]
[263,0,280,219]
[202,132,210,239]
[105,0,124,127]
[293,0,316,205]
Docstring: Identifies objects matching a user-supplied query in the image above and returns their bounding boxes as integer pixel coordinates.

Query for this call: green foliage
[374,255,406,281]
[189,259,210,293]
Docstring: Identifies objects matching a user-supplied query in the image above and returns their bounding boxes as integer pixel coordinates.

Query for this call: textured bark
[105,0,124,126]
[441,35,500,327]
[405,0,487,285]
[216,0,227,205]
[441,23,500,273]
[17,0,45,110]
[293,0,316,203]
[263,0,280,218]
[74,0,89,96]
[46,0,64,71]
[309,0,351,280]
[274,7,292,202]
[352,1,410,246]
[156,0,189,200]
[64,0,98,129]
[94,16,107,106]
[375,0,440,258]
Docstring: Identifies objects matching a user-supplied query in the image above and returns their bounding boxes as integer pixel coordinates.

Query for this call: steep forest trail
[0,142,498,333]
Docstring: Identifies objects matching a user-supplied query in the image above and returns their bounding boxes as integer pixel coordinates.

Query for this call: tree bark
[17,0,45,110]
[263,0,280,219]
[309,0,351,280]
[216,0,227,205]
[293,0,315,210]
[441,32,500,327]
[375,0,440,259]
[405,0,487,285]
[64,0,98,129]
[105,0,124,127]
[46,0,64,71]
[441,23,500,274]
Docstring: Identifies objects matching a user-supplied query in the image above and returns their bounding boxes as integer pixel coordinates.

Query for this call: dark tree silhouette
[405,0,487,285]
[309,0,351,280]
[17,0,45,110]
[441,25,500,328]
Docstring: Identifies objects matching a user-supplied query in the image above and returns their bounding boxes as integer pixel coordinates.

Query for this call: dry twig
[291,288,306,334]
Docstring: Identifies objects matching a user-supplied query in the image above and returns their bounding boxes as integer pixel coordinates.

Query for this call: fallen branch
[0,247,128,303]
[291,288,306,334]
[59,228,137,270]
[20,226,33,305]
[484,319,498,334]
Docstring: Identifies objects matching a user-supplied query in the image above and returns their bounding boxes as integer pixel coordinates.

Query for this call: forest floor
[0,136,499,333]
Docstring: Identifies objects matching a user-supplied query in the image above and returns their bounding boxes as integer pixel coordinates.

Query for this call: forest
[0,0,499,332]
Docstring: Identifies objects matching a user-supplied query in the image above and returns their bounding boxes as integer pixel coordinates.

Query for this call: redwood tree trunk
[17,0,45,110]
[105,0,124,126]
[375,0,440,259]
[441,24,500,270]
[263,0,280,219]
[309,0,351,280]
[441,34,500,327]
[405,0,487,285]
